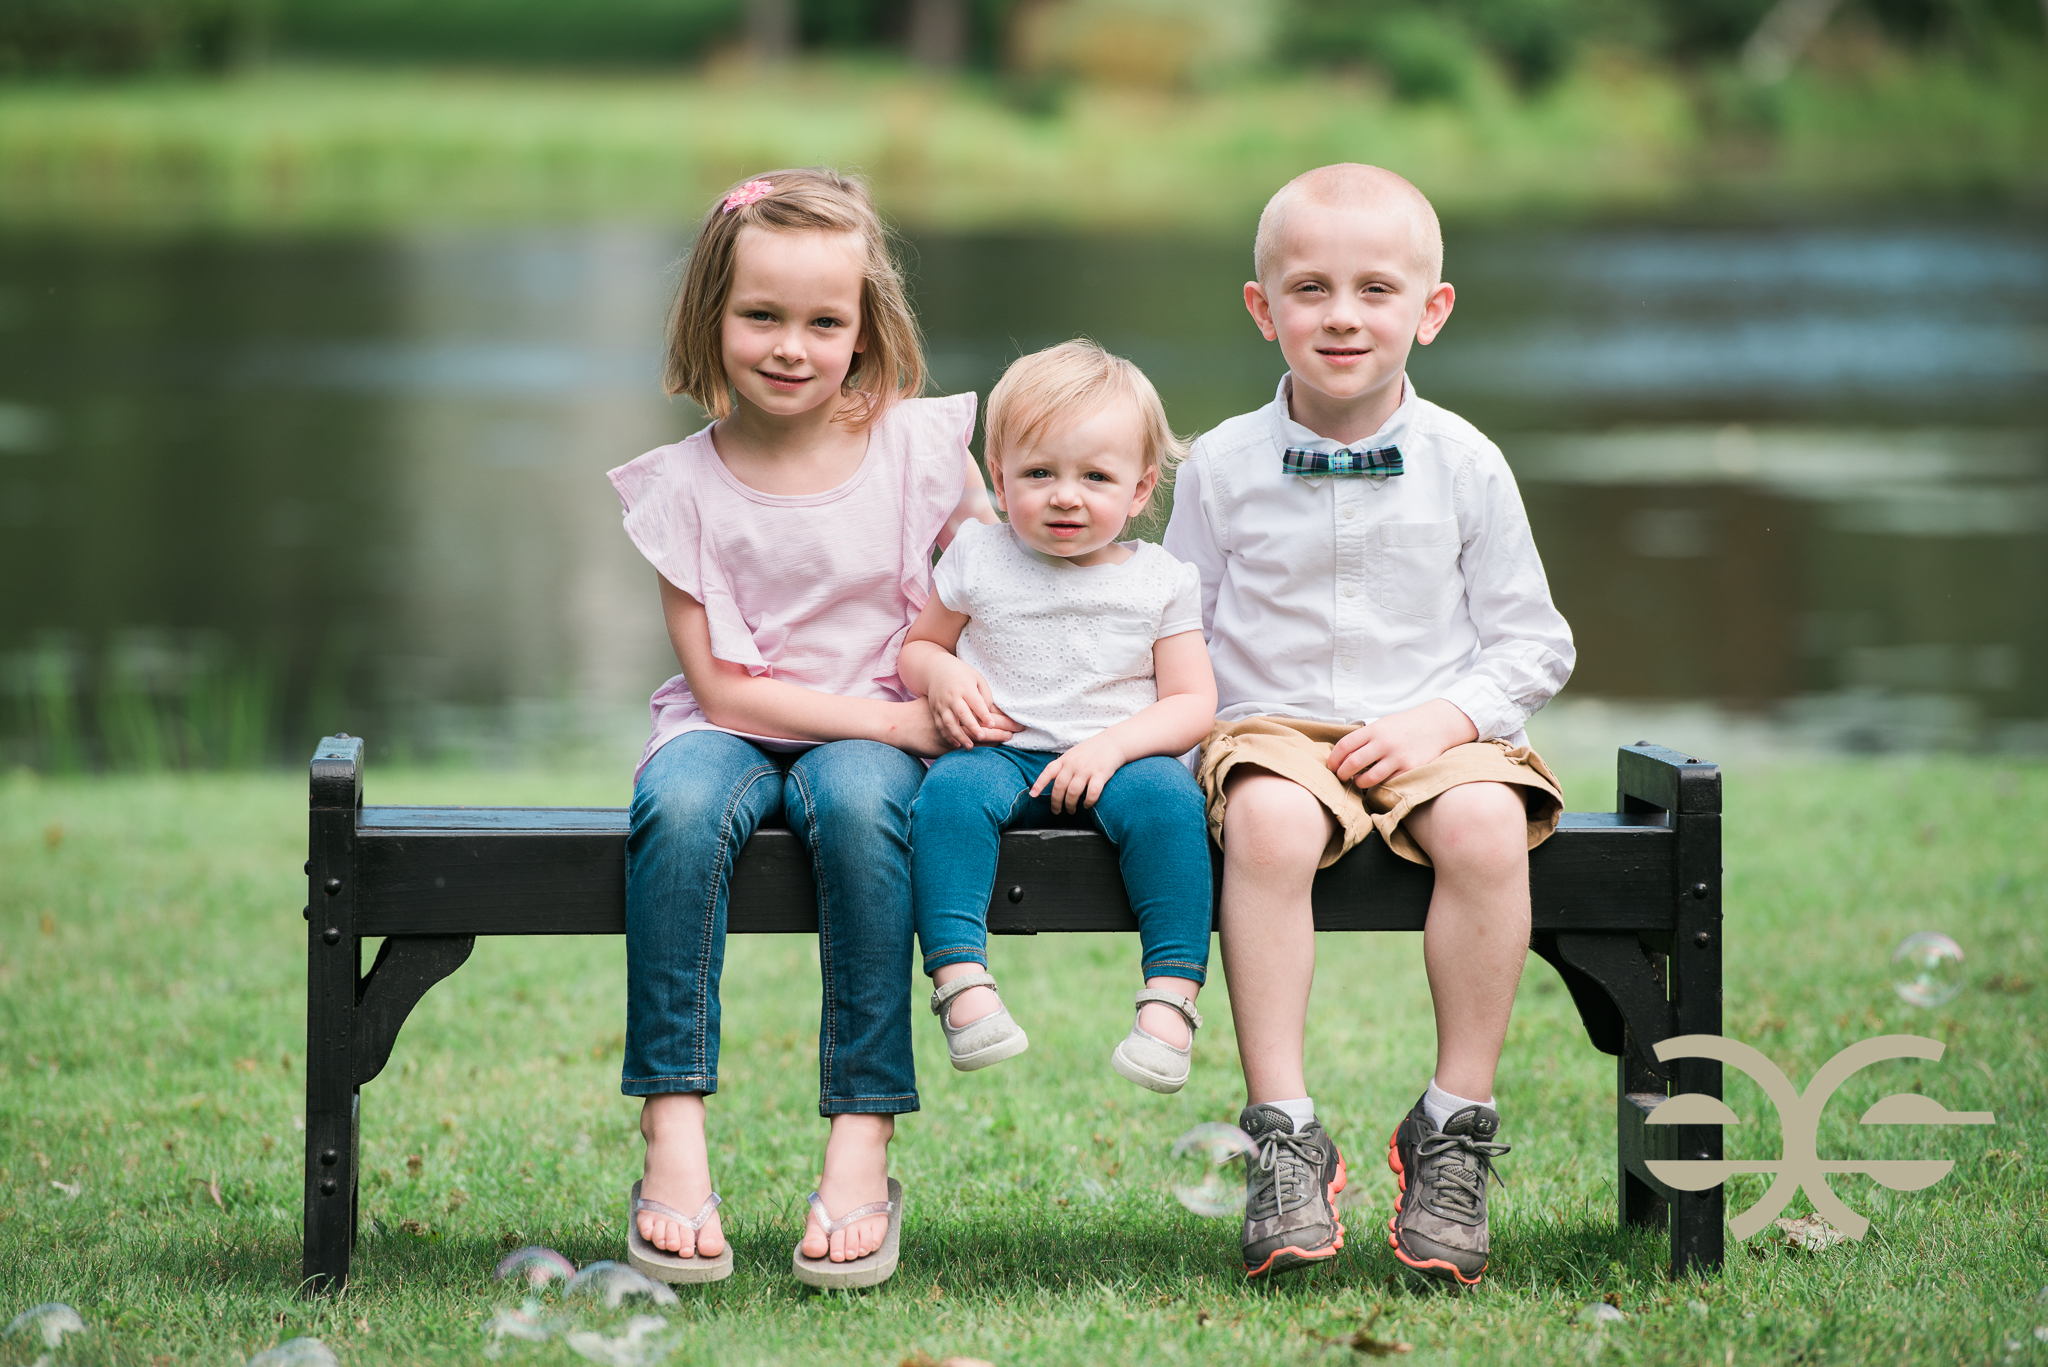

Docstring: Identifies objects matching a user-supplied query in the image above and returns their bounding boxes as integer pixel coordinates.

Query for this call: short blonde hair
[1253,163,1443,287]
[984,339,1187,475]
[663,167,925,426]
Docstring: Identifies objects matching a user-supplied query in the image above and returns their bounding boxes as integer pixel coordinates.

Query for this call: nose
[1049,477,1085,508]
[770,327,806,362]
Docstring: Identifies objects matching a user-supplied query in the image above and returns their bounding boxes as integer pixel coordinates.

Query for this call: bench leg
[303,805,360,1294]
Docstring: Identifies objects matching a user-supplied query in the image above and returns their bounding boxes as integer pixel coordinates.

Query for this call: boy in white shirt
[1163,164,1574,1285]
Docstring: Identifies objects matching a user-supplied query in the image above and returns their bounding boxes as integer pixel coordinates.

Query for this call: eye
[744,310,775,322]
[812,316,844,329]
[1084,471,1110,482]
[1022,468,1051,480]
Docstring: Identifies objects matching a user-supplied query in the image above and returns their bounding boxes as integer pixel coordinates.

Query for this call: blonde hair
[663,167,925,426]
[984,339,1187,476]
[1253,163,1443,287]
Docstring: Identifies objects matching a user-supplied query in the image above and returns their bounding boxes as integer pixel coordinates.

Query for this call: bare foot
[1136,976,1201,1048]
[637,1093,726,1259]
[799,1113,894,1263]
[931,961,1001,1028]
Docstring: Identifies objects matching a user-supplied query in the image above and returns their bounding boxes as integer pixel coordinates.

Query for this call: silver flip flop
[625,1179,734,1284]
[790,1176,903,1290]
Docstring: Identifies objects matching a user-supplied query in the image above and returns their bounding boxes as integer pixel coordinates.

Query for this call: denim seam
[788,761,837,1108]
[693,759,779,1094]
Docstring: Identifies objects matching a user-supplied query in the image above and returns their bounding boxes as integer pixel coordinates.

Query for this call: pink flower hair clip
[722,180,775,213]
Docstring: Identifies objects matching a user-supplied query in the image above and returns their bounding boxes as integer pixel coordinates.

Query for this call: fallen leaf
[49,1180,81,1199]
[1773,1215,1847,1251]
[405,1154,424,1178]
[1308,1308,1413,1357]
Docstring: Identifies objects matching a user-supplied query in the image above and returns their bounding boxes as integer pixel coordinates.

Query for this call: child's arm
[939,466,1000,549]
[1029,630,1217,816]
[897,596,1018,751]
[662,577,955,756]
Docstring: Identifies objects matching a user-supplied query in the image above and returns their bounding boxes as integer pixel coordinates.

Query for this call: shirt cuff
[1438,678,1522,743]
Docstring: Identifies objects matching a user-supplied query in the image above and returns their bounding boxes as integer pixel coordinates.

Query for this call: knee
[1417,783,1527,879]
[797,743,920,833]
[633,768,743,840]
[1221,773,1330,865]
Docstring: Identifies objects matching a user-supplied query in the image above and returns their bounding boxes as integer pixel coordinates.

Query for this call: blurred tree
[1,0,260,74]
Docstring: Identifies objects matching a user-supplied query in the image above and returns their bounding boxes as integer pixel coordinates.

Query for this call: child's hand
[1328,699,1479,790]
[1028,735,1126,815]
[925,655,1018,751]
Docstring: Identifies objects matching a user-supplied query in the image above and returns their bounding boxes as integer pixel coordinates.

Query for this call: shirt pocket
[1091,611,1158,680]
[1373,518,1464,620]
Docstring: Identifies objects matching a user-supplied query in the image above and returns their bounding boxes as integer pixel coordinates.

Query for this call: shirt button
[1338,656,1355,671]
[1341,506,1358,521]
[1342,584,1357,599]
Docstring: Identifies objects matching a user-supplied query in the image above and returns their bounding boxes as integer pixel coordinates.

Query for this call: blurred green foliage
[0,0,260,74]
[2,0,2043,85]
[271,0,744,65]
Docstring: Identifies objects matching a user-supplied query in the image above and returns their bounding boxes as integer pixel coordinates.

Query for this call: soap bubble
[494,1246,576,1289]
[246,1338,340,1367]
[565,1316,672,1367]
[1891,932,1965,1008]
[566,1261,679,1309]
[6,1303,85,1349]
[1168,1123,1258,1218]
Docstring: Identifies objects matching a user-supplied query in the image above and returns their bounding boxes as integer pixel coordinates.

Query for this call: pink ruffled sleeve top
[607,392,978,775]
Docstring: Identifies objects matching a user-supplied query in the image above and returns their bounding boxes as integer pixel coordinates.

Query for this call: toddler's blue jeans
[622,729,923,1115]
[910,745,1212,984]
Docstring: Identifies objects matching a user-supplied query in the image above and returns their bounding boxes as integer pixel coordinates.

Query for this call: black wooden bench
[301,734,1724,1293]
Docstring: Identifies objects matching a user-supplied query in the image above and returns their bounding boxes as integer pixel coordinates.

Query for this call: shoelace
[1246,1129,1324,1221]
[1415,1130,1511,1221]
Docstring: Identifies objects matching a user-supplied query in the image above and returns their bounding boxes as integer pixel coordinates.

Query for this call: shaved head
[1253,163,1443,287]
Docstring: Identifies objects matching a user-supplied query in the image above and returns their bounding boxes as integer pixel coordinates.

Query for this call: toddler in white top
[898,340,1220,1093]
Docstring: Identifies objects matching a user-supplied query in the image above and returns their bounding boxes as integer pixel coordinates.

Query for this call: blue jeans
[623,729,924,1115]
[910,746,1212,984]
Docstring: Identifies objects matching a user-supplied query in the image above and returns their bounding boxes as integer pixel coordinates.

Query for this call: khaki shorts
[1194,715,1563,868]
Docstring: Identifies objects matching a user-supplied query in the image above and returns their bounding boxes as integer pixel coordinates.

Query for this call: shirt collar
[1269,373,1418,477]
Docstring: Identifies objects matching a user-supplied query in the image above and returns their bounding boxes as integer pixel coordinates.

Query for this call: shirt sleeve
[608,445,769,676]
[1162,446,1226,638]
[1437,445,1576,739]
[1156,558,1204,640]
[930,518,977,616]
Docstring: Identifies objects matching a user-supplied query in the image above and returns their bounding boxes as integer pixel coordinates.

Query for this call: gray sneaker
[1387,1096,1510,1286]
[1238,1104,1347,1278]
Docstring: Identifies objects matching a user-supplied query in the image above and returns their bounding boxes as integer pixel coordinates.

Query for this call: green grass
[1,49,2044,233]
[1,758,2044,1364]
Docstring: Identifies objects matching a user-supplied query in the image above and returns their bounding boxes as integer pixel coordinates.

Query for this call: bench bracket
[355,935,477,1088]
[1531,931,1671,1081]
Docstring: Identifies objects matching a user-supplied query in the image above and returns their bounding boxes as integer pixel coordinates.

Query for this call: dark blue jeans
[910,745,1212,984]
[623,729,924,1115]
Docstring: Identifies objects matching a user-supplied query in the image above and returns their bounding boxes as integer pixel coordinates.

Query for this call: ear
[1243,281,1278,342]
[1126,462,1161,521]
[1414,281,1456,346]
[988,457,1008,513]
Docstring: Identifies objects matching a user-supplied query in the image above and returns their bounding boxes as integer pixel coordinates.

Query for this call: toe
[800,1213,829,1261]
[695,1211,725,1259]
[829,1226,848,1262]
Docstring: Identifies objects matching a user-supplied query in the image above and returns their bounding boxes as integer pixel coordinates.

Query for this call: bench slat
[351,808,1676,938]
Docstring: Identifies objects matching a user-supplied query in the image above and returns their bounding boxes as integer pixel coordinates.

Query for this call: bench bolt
[304,861,312,875]
[1691,882,1710,899]
[320,1149,338,1166]
[303,905,311,921]
[1694,930,1712,948]
[1007,885,1024,904]
[325,877,342,895]
[320,1179,337,1196]
[322,927,341,945]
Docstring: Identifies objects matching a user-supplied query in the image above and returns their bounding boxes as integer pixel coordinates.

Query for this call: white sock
[1270,1097,1316,1131]
[1424,1079,1495,1131]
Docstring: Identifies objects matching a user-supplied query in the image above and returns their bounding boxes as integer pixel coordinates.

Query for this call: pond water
[1,219,2043,770]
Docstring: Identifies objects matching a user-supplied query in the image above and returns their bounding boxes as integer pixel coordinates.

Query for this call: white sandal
[1110,988,1203,1093]
[930,971,1029,1072]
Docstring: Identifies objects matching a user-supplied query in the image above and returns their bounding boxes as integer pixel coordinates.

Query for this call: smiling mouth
[1318,347,1369,358]
[759,369,811,387]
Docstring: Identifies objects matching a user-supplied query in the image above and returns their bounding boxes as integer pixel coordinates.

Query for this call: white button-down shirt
[1163,375,1575,744]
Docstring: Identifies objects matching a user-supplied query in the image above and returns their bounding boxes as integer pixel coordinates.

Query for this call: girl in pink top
[605,169,1005,1288]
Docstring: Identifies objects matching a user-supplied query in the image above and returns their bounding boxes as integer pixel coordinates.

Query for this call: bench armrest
[312,734,364,812]
[1616,743,1720,816]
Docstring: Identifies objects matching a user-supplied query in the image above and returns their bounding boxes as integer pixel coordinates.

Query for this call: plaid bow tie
[1281,444,1403,478]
